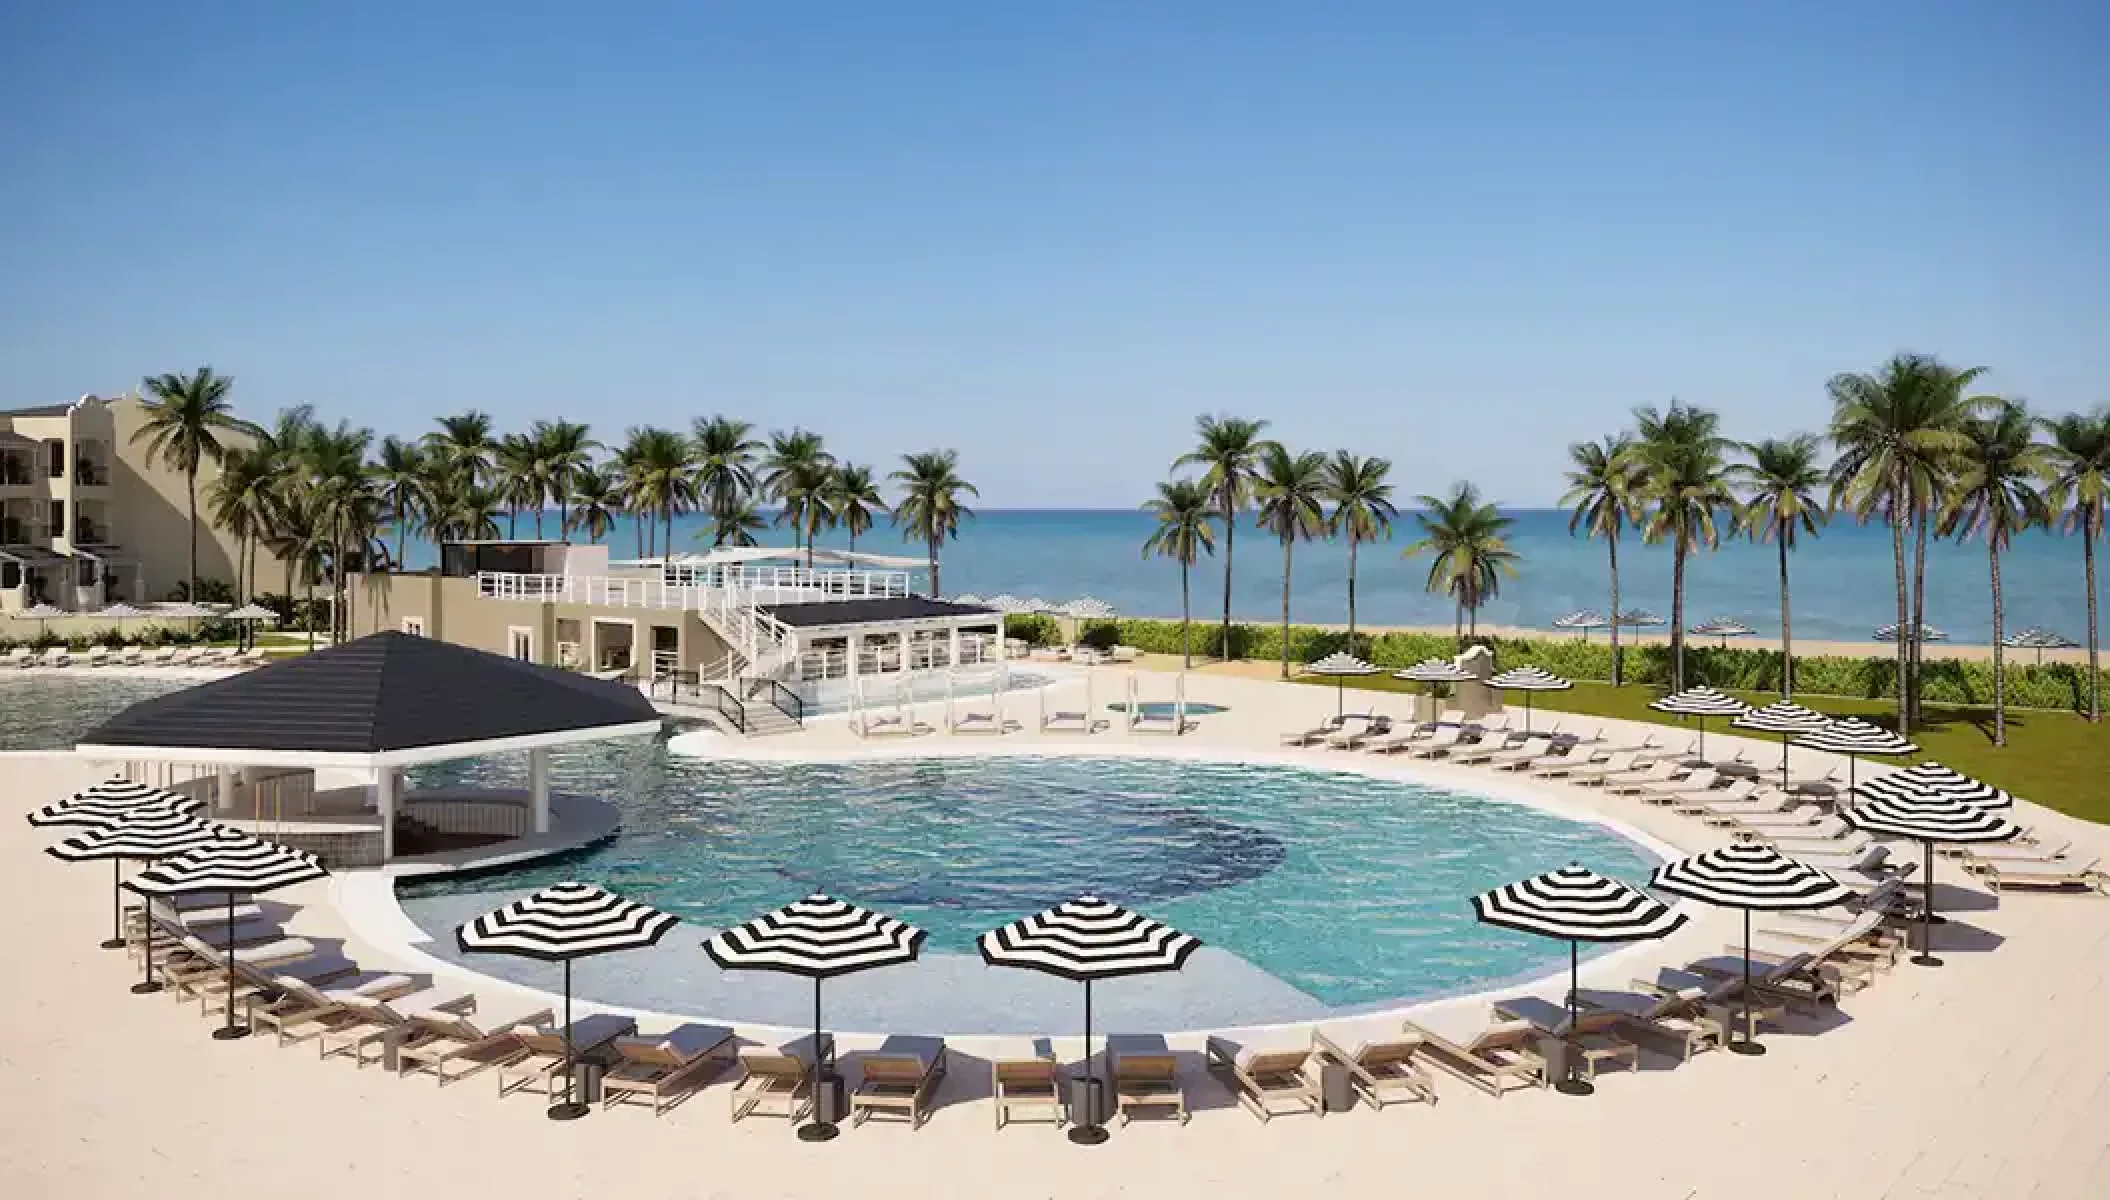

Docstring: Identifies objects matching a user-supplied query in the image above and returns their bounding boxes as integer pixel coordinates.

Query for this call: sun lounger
[1669,779,1761,815]
[1280,718,1343,747]
[86,645,109,667]
[595,1022,735,1115]
[1685,909,1890,1010]
[1489,996,1641,1082]
[1603,761,1686,795]
[39,647,71,667]
[731,1038,828,1123]
[988,1037,1064,1130]
[161,934,316,999]
[1558,751,1640,783]
[1405,727,1465,759]
[1530,747,1620,778]
[1573,986,1726,1061]
[1367,723,1439,754]
[1401,1013,1547,1098]
[1487,737,1555,771]
[1327,718,1393,750]
[1761,830,1874,858]
[1981,857,2110,895]
[1957,839,2073,867]
[1792,843,1893,874]
[237,647,267,666]
[194,950,382,1018]
[1109,1036,1189,1125]
[1311,1027,1435,1109]
[1446,738,1514,766]
[1735,943,1881,993]
[850,1035,948,1129]
[3,647,30,668]
[1636,766,1717,804]
[1204,1033,1321,1122]
[1713,801,1825,830]
[394,1002,556,1085]
[245,962,422,1045]
[497,1014,639,1101]
[315,988,478,1065]
[1630,968,1789,1041]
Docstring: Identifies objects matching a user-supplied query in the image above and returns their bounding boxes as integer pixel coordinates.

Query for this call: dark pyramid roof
[80,631,660,756]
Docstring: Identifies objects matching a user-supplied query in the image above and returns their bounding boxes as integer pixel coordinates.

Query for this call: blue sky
[3,1,2104,506]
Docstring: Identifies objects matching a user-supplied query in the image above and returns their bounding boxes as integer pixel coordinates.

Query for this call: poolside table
[1714,762,1762,781]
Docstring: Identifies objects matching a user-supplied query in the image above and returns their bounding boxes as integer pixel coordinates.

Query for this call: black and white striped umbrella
[704,895,926,1141]
[2002,627,2076,663]
[1689,617,1756,644]
[1733,701,1834,788]
[1794,719,1918,792]
[1874,622,1948,642]
[979,896,1199,1144]
[1487,666,1572,732]
[1842,795,2019,966]
[1302,651,1380,717]
[1393,658,1474,704]
[1855,761,2012,812]
[1061,596,1118,621]
[1649,686,1751,758]
[124,840,327,1040]
[1553,610,1607,638]
[49,811,250,984]
[1471,865,1686,1096]
[458,883,679,1121]
[27,777,198,829]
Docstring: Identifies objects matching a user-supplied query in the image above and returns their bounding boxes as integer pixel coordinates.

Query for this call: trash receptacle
[1069,1076,1106,1127]
[1320,1061,1355,1113]
[815,1070,846,1126]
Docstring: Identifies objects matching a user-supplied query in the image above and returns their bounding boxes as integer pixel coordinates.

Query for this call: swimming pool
[1106,701,1229,717]
[0,675,190,750]
[400,748,1664,1030]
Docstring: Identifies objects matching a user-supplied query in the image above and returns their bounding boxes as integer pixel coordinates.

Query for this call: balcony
[1,521,47,546]
[74,523,112,546]
[0,460,35,489]
[73,463,111,487]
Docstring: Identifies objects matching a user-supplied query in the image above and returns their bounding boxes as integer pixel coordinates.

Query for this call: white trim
[589,616,638,673]
[400,616,426,636]
[74,718,665,771]
[505,624,535,663]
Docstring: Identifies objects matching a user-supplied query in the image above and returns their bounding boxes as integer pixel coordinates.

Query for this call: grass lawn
[1307,676,2110,825]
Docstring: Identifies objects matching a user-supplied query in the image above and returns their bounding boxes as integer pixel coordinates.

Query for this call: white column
[376,767,396,861]
[947,624,961,670]
[215,766,235,815]
[848,631,863,682]
[529,747,551,834]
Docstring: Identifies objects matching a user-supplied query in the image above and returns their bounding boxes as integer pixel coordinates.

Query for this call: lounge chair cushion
[619,1022,732,1061]
[1205,1031,1307,1071]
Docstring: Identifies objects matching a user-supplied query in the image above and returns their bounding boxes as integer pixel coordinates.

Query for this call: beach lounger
[1981,857,2110,895]
[237,647,268,666]
[497,1014,639,1101]
[1312,1028,1436,1109]
[142,646,173,666]
[1685,910,1890,1010]
[1734,942,1882,993]
[1557,751,1639,783]
[315,988,478,1065]
[1957,839,2073,867]
[598,1023,735,1115]
[1669,779,1760,815]
[117,645,145,666]
[161,934,315,999]
[1205,1034,1321,1122]
[851,1035,948,1129]
[245,962,422,1046]
[731,1039,826,1123]
[85,645,109,667]
[1446,738,1515,766]
[1761,830,1874,858]
[3,647,30,668]
[1366,723,1440,754]
[1630,968,1789,1042]
[1637,767,1718,803]
[193,949,377,1018]
[1572,987,1725,1062]
[1530,747,1620,778]
[1404,728,1465,759]
[1489,996,1641,1082]
[988,1038,1064,1130]
[394,1002,555,1085]
[1603,762,1685,795]
[1401,1013,1547,1098]
[39,647,71,667]
[1110,1038,1190,1125]
[1793,844,1894,875]
[1280,718,1343,747]
[1487,737,1555,771]
[1710,800,1823,829]
[1327,718,1392,750]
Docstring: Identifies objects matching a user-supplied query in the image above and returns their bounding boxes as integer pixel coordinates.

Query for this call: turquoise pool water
[0,675,189,750]
[402,749,1661,1011]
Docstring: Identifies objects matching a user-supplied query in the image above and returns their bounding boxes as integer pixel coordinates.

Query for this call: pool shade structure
[703,894,926,1142]
[977,895,1200,1145]
[456,882,679,1121]
[1552,610,1607,640]
[1793,719,1917,793]
[1486,666,1572,732]
[1647,686,1750,759]
[1689,617,1756,646]
[1649,844,1853,1055]
[1852,762,2013,812]
[1730,701,1833,789]
[2002,627,2077,664]
[27,777,202,949]
[1841,795,2019,967]
[1469,864,1686,1096]
[48,812,249,990]
[123,839,327,1038]
[1301,651,1380,718]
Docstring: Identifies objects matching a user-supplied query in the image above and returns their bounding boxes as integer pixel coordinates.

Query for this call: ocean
[407,509,2104,648]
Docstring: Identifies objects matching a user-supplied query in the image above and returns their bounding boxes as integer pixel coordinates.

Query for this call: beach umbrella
[27,776,199,831]
[1486,665,1572,733]
[1647,686,1750,759]
[2002,627,2076,664]
[124,839,328,1039]
[1552,610,1607,641]
[1301,651,1380,718]
[1616,609,1666,628]
[457,882,679,1121]
[1731,701,1833,789]
[1470,864,1686,1096]
[1853,761,2012,812]
[978,895,1199,1145]
[95,602,148,620]
[1793,718,1917,793]
[49,813,251,991]
[1393,657,1472,707]
[1021,596,1055,615]
[1873,622,1948,642]
[1689,617,1756,646]
[983,594,1025,614]
[1842,795,2019,967]
[1062,596,1118,621]
[10,601,65,639]
[703,894,926,1141]
[949,593,984,606]
[225,603,279,650]
[1649,843,1852,1055]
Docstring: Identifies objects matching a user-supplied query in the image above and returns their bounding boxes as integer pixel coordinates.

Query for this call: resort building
[348,542,1007,730]
[0,393,276,612]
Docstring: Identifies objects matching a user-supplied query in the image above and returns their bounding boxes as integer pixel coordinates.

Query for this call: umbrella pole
[1913,841,1943,967]
[1525,693,1533,734]
[1729,908,1764,1055]
[1555,941,1591,1096]
[1697,718,1706,760]
[101,859,126,949]
[548,957,587,1120]
[1069,979,1107,1144]
[212,891,248,1040]
[1781,733,1790,790]
[799,977,837,1141]
[133,903,163,994]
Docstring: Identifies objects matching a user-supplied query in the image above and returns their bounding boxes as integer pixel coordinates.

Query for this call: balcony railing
[74,524,112,545]
[0,462,34,487]
[73,464,111,487]
[1,521,47,545]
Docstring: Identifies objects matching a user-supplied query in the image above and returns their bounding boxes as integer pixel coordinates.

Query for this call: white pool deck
[6,667,2110,1199]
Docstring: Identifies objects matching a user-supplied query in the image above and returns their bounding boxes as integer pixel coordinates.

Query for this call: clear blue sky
[3,1,2103,506]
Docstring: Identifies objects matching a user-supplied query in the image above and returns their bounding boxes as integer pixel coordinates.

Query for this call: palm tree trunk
[394,502,407,570]
[1180,560,1192,669]
[1910,509,1931,726]
[1670,540,1688,693]
[1278,539,1293,680]
[635,511,645,559]
[663,505,674,563]
[508,505,518,539]
[1607,532,1623,687]
[1221,494,1235,663]
[1890,482,1911,733]
[927,541,940,599]
[2086,514,2100,722]
[186,468,200,601]
[1778,532,1793,699]
[1346,537,1360,648]
[1990,538,2007,747]
[1454,598,1463,649]
[559,496,569,540]
[533,505,544,539]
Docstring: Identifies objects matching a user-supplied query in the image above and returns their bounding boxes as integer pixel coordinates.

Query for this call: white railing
[797,634,1000,683]
[662,564,911,599]
[478,571,700,609]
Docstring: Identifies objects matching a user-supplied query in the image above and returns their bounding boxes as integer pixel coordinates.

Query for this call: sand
[7,671,2110,1199]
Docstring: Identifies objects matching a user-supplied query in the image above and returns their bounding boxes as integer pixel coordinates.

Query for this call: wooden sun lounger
[1205,1035,1321,1123]
[1312,1028,1435,1109]
[1630,968,1789,1042]
[731,1045,820,1123]
[1956,839,2072,867]
[1327,719,1393,750]
[1400,1016,1547,1098]
[1111,1045,1190,1126]
[245,962,421,1045]
[1487,738,1556,771]
[316,988,478,1065]
[1981,857,2110,894]
[1572,987,1725,1062]
[1367,724,1440,754]
[1280,719,1342,747]
[1603,763,1685,795]
[1489,996,1642,1082]
[497,1014,639,1101]
[851,1036,948,1129]
[1404,728,1465,758]
[989,1038,1064,1130]
[393,1003,555,1085]
[600,1023,735,1115]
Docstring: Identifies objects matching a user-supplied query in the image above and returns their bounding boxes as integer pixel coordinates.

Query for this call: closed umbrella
[1470,864,1686,1095]
[703,894,925,1141]
[1793,719,1917,793]
[1301,651,1380,718]
[457,882,679,1121]
[1486,665,1571,733]
[978,896,1199,1144]
[124,840,328,1039]
[1647,686,1750,760]
[49,813,249,991]
[1649,843,1853,1054]
[1842,794,2019,966]
[1731,701,1833,789]
[28,777,201,949]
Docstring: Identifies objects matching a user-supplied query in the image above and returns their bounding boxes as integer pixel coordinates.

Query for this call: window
[47,499,64,533]
[77,560,96,587]
[400,617,425,636]
[507,627,533,662]
[0,563,18,590]
[44,439,63,479]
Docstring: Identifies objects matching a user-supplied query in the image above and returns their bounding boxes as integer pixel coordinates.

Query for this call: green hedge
[1108,617,2106,711]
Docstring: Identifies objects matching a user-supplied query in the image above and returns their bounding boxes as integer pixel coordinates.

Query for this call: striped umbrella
[1062,596,1117,620]
[979,896,1200,1145]
[125,840,327,1039]
[1650,844,1853,1054]
[1471,864,1687,1096]
[1487,665,1572,732]
[1855,761,2012,812]
[1689,617,1756,646]
[27,777,199,830]
[1302,651,1380,717]
[1394,658,1473,709]
[1553,610,1607,640]
[51,813,251,990]
[949,593,984,606]
[1648,686,1751,758]
[1843,795,2019,966]
[983,594,1025,613]
[1732,701,1834,788]
[2002,626,2076,664]
[704,895,926,1141]
[458,883,679,1121]
[1874,622,1948,642]
[1616,608,1666,628]
[1022,596,1055,615]
[1794,719,1917,793]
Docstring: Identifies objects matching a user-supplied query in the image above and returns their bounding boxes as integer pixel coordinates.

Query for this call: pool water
[1106,701,1230,717]
[403,749,1660,1012]
[0,675,190,750]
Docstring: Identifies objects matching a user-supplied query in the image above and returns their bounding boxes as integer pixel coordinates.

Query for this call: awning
[0,546,71,565]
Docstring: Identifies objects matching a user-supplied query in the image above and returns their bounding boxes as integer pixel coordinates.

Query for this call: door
[508,627,533,662]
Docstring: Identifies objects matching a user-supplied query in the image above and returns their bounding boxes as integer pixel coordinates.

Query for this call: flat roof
[761,596,998,628]
[0,403,75,418]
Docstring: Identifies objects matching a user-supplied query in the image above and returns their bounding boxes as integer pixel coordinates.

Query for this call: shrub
[1003,613,1064,647]
[1077,620,1120,651]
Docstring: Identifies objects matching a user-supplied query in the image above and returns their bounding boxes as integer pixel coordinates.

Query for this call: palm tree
[133,367,256,601]
[1141,479,1219,668]
[621,427,695,560]
[1828,355,1977,731]
[1406,482,1518,644]
[566,467,621,543]
[1175,416,1276,661]
[610,428,658,557]
[779,461,836,568]
[203,445,276,604]
[691,416,761,543]
[1733,434,1829,698]
[1321,452,1397,646]
[2042,407,2110,722]
[1253,446,1329,679]
[1561,435,1643,685]
[429,477,504,542]
[261,488,330,642]
[373,436,429,569]
[762,429,833,557]
[1942,399,2050,746]
[889,449,977,597]
[712,498,769,548]
[1631,401,1734,694]
[424,411,496,485]
[303,421,373,642]
[531,420,598,538]
[828,463,884,552]
[494,433,542,538]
